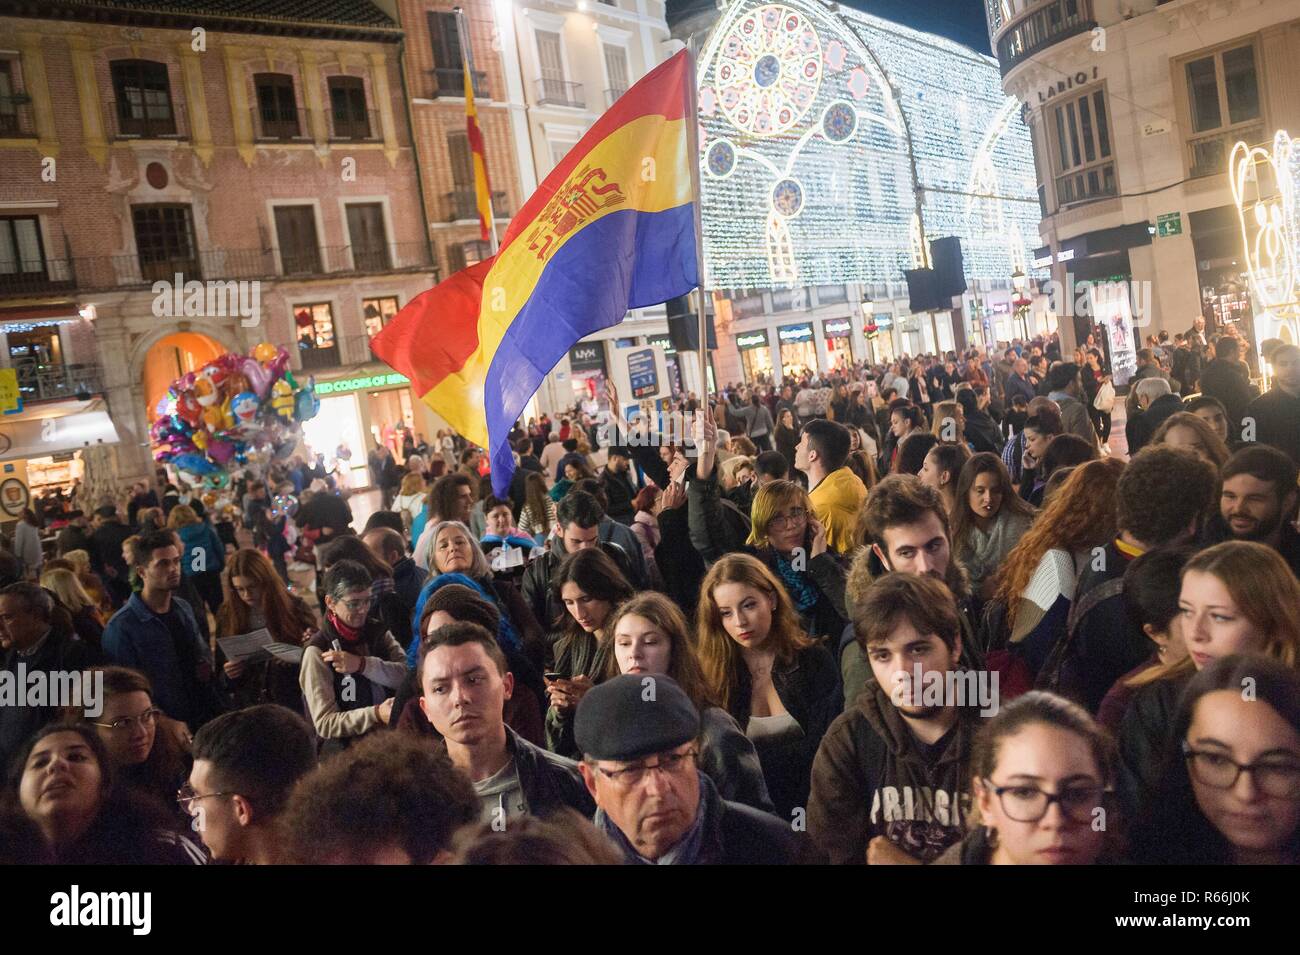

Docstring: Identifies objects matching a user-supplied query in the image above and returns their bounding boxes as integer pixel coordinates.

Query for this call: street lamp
[1011,269,1032,341]
[860,296,878,363]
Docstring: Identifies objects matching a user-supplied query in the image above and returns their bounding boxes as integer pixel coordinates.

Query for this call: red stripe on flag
[467,116,491,241]
[370,257,494,397]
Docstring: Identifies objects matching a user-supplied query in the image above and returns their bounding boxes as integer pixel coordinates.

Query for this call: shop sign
[0,477,28,517]
[736,330,769,350]
[648,335,676,356]
[1036,66,1099,104]
[315,372,409,396]
[568,342,606,373]
[823,319,852,338]
[873,313,893,328]
[0,369,20,414]
[778,323,813,343]
[1156,213,1182,238]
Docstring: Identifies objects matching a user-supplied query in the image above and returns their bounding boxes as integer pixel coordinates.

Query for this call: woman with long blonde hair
[606,592,773,811]
[696,553,842,816]
[745,480,848,641]
[1117,541,1300,816]
[992,457,1124,676]
[40,566,104,648]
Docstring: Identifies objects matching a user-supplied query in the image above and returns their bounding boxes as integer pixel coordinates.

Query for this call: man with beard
[809,573,976,864]
[1201,445,1300,577]
[839,475,983,706]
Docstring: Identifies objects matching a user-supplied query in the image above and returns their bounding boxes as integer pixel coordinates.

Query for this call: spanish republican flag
[372,51,698,496]
[464,45,493,242]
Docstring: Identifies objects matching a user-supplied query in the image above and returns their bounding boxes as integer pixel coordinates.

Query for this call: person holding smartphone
[745,480,848,643]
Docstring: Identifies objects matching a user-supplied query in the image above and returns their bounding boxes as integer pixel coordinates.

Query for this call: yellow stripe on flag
[422,114,691,444]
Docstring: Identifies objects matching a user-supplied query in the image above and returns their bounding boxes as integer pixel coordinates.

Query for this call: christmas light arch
[697,0,1042,291]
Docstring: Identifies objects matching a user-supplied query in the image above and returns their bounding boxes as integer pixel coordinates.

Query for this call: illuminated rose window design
[715,4,823,138]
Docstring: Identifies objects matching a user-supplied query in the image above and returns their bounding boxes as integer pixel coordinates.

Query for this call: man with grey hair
[1125,377,1183,455]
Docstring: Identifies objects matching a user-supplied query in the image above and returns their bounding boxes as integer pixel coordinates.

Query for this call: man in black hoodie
[809,573,981,864]
[1199,336,1259,430]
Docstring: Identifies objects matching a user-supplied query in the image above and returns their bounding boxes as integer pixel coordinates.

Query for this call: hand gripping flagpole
[683,43,710,409]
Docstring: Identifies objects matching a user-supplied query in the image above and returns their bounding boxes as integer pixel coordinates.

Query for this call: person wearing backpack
[1038,447,1217,712]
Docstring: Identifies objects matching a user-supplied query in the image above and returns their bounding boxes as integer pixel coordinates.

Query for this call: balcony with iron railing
[0,242,437,299]
[251,106,313,142]
[11,360,103,403]
[1054,160,1117,207]
[0,95,36,137]
[604,86,628,108]
[444,189,510,223]
[425,67,488,100]
[327,108,380,142]
[104,97,188,140]
[996,0,1094,76]
[1188,123,1265,178]
[535,77,585,109]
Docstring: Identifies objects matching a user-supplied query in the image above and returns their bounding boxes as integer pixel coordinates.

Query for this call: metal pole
[683,45,710,402]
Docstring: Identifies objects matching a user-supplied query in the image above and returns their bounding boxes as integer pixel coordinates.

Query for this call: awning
[0,409,120,461]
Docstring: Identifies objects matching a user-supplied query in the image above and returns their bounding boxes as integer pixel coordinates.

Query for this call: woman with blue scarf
[746,481,848,643]
[406,521,544,670]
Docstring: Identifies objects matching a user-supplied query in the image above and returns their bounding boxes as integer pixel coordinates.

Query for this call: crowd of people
[2,323,1299,866]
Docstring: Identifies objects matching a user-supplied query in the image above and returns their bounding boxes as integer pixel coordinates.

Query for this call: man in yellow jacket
[796,419,867,555]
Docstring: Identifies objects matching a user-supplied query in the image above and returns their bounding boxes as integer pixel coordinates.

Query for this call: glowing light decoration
[697,0,1042,291]
[1229,129,1300,344]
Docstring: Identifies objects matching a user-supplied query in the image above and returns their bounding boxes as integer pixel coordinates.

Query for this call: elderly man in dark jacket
[577,675,802,864]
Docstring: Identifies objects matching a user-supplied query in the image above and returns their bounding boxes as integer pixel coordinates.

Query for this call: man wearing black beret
[576,674,800,864]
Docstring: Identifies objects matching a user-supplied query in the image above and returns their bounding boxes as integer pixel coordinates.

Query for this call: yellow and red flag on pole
[461,17,493,244]
[372,51,699,497]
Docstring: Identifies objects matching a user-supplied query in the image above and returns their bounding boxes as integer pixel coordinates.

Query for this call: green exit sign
[1156,213,1182,237]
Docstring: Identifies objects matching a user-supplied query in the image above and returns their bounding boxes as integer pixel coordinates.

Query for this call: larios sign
[1037,66,1099,103]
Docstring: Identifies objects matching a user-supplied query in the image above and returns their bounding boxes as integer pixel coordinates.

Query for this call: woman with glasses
[607,592,773,812]
[216,549,318,710]
[1116,541,1300,816]
[321,534,413,651]
[544,548,634,758]
[1128,654,1300,864]
[698,553,842,817]
[67,665,189,816]
[300,559,407,755]
[935,691,1115,865]
[9,723,205,864]
[746,480,847,642]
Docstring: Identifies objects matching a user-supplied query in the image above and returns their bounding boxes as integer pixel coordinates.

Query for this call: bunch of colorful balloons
[151,342,320,487]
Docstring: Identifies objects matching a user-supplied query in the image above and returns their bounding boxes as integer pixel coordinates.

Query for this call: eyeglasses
[176,785,236,815]
[337,596,373,612]
[89,707,162,732]
[981,779,1107,824]
[1182,743,1300,799]
[594,750,698,788]
[768,508,808,529]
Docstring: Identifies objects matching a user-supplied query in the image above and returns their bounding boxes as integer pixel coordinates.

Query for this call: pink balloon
[242,358,272,399]
[207,439,236,466]
[267,346,290,382]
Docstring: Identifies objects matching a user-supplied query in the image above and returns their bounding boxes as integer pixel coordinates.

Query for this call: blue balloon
[294,378,320,422]
[171,453,219,475]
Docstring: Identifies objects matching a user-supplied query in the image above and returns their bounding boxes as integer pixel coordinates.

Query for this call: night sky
[838,0,991,52]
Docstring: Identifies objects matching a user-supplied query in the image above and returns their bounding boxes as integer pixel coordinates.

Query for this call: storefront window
[736,330,771,383]
[777,323,815,377]
[823,319,854,370]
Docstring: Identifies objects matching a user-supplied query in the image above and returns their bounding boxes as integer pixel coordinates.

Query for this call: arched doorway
[143,332,226,421]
